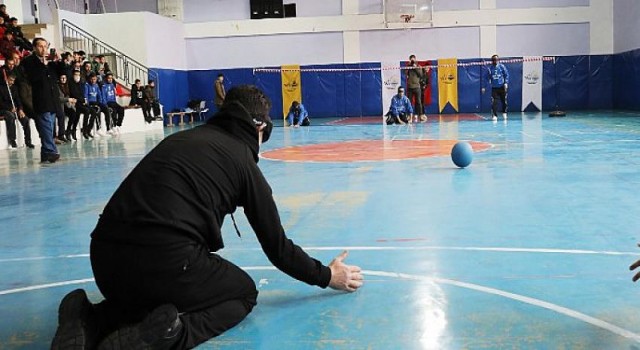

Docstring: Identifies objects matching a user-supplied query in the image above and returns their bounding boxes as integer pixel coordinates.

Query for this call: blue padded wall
[614,48,640,110]
[152,68,189,119]
[153,54,634,122]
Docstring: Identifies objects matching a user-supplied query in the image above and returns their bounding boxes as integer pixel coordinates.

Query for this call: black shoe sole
[97,304,179,350]
[51,289,96,350]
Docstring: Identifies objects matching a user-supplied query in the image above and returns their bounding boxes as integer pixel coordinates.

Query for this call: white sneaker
[502,113,508,120]
[492,116,498,122]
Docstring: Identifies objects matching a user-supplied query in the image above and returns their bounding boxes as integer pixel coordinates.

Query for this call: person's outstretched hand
[630,244,640,282]
[328,250,363,292]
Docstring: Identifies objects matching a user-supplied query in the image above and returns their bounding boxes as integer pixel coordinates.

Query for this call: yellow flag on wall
[437,58,459,113]
[281,65,302,119]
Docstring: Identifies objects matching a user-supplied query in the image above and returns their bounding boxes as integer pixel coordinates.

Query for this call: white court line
[0,278,95,296]
[1,246,638,264]
[364,270,640,343]
[2,267,639,343]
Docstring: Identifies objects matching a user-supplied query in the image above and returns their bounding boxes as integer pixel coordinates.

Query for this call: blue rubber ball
[451,141,473,168]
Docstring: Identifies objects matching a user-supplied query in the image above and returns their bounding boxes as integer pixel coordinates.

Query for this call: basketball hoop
[399,14,414,31]
[400,14,415,23]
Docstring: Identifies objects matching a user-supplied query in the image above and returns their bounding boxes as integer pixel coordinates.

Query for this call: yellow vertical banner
[281,65,302,119]
[437,58,459,113]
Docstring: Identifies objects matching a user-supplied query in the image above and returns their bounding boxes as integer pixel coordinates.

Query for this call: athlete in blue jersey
[485,54,509,121]
[385,86,413,125]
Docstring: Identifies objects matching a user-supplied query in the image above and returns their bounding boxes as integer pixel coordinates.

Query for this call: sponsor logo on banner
[524,72,540,85]
[437,58,459,113]
[521,56,543,111]
[284,80,299,91]
[384,76,400,91]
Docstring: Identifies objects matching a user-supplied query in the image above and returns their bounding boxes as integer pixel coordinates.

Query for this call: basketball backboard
[383,0,433,27]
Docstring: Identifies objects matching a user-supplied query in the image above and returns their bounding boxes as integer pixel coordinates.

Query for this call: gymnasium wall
[612,0,640,110]
[27,0,640,118]
[613,0,640,54]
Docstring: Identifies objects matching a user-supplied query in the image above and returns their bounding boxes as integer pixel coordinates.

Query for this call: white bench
[0,107,164,150]
[0,118,40,150]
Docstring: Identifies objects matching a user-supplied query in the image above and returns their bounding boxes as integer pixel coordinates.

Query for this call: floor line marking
[364,270,640,343]
[0,279,95,296]
[1,246,638,264]
[2,268,638,343]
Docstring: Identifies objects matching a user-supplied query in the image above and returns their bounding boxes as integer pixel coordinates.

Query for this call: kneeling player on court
[385,86,413,125]
[51,85,364,350]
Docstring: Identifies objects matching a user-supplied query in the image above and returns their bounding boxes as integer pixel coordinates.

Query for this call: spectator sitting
[0,73,32,148]
[6,18,32,51]
[0,18,6,39]
[69,70,95,139]
[11,51,35,135]
[385,86,413,125]
[100,56,110,75]
[55,52,74,81]
[129,79,143,107]
[84,73,110,136]
[91,55,107,82]
[0,31,16,60]
[0,56,16,80]
[286,101,310,127]
[0,5,10,24]
[73,51,85,64]
[57,74,78,141]
[101,72,124,134]
[81,62,93,83]
[143,80,161,122]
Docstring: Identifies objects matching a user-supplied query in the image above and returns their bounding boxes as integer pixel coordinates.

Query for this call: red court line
[261,139,492,162]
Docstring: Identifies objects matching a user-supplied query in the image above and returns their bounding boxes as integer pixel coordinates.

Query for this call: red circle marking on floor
[261,140,492,162]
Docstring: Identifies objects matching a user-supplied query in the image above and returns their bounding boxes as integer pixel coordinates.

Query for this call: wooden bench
[165,111,195,127]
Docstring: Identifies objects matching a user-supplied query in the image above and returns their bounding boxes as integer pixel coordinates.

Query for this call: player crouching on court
[286,100,310,127]
[385,86,413,125]
[51,85,363,350]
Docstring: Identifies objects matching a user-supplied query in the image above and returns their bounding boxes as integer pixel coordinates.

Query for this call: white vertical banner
[521,56,543,111]
[381,62,401,116]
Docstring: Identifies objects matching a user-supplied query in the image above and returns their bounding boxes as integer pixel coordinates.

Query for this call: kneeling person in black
[51,85,364,350]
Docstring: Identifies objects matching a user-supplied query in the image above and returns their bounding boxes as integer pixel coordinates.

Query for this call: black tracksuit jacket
[92,102,331,288]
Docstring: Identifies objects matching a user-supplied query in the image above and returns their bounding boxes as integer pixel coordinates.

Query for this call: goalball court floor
[1,111,640,349]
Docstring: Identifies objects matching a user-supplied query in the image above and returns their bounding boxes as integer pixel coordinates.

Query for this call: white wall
[46,0,626,72]
[186,32,344,70]
[614,0,640,53]
[142,12,187,69]
[182,1,613,69]
[496,0,589,8]
[56,10,187,70]
[497,23,590,57]
[360,27,480,63]
[183,0,342,23]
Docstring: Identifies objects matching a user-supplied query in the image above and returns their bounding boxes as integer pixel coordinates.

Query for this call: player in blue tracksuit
[286,101,310,127]
[102,73,125,132]
[486,54,509,121]
[385,86,413,125]
[84,73,111,134]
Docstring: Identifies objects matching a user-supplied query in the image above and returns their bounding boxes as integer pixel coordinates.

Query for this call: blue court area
[2,111,640,349]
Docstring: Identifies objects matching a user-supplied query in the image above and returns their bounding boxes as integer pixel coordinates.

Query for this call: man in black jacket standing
[51,85,363,350]
[22,37,62,163]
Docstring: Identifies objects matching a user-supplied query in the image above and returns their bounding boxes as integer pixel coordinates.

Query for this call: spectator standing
[22,37,62,163]
[214,74,225,110]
